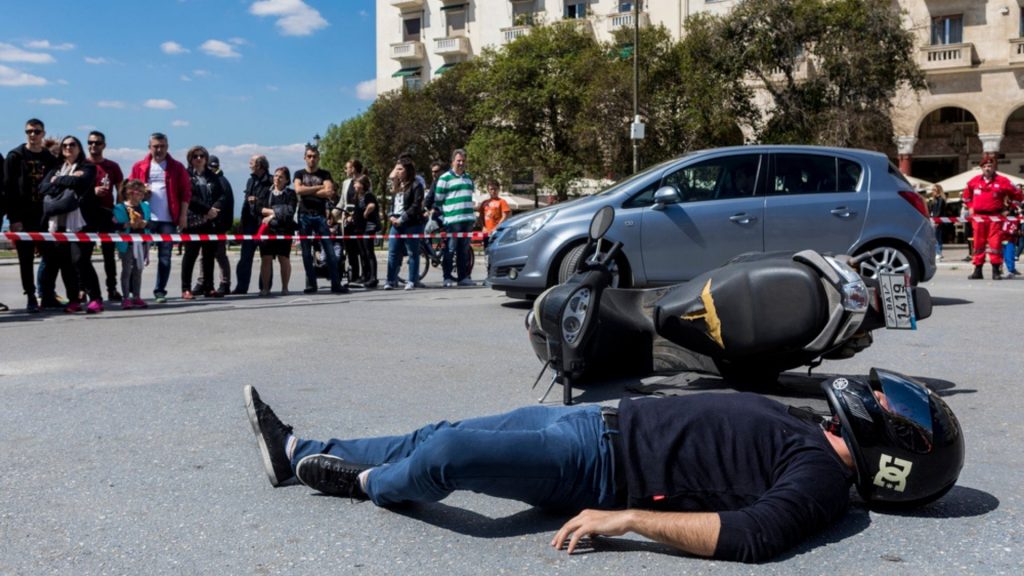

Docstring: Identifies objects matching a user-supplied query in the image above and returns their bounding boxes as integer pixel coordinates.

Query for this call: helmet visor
[872,369,934,451]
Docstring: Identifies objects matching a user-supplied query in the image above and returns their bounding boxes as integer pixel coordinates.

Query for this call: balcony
[389,0,424,9]
[434,36,471,56]
[390,41,425,61]
[559,18,593,35]
[606,11,650,33]
[920,43,975,73]
[501,25,532,44]
[766,58,816,83]
[1010,38,1024,66]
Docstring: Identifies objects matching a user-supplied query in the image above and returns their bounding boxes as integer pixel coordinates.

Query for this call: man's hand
[207,207,220,219]
[551,509,633,554]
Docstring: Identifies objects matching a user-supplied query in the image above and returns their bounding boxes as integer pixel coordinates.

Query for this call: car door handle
[729,213,757,224]
[830,207,855,218]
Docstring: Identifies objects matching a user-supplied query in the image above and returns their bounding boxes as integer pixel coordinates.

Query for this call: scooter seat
[653,258,828,357]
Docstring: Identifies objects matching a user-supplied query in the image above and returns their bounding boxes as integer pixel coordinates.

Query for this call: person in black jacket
[4,118,60,312]
[38,135,100,312]
[234,154,273,294]
[0,149,6,312]
[180,146,225,299]
[383,157,424,290]
[245,369,964,563]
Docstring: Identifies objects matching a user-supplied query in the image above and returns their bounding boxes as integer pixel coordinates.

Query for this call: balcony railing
[390,0,424,9]
[607,11,650,32]
[920,43,975,72]
[501,25,532,44]
[1010,38,1024,66]
[434,36,471,56]
[390,41,425,61]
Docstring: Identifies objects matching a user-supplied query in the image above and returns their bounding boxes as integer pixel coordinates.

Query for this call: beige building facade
[376,1,1024,182]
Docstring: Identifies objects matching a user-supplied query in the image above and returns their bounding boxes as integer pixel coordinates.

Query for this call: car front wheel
[556,243,629,287]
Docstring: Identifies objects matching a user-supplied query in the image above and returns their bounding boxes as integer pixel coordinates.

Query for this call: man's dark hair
[275,166,291,183]
[26,118,44,129]
[348,159,364,174]
[451,148,467,161]
[89,130,106,143]
[487,180,501,189]
[150,132,168,142]
[305,144,319,155]
[430,160,446,172]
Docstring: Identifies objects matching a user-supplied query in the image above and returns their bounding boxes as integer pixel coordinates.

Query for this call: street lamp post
[630,1,644,173]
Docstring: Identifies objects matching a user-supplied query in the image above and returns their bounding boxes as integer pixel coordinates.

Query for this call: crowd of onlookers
[1,117,514,314]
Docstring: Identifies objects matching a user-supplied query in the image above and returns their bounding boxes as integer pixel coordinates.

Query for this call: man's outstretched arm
[551,509,720,558]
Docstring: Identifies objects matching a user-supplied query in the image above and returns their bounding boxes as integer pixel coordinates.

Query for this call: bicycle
[396,225,476,284]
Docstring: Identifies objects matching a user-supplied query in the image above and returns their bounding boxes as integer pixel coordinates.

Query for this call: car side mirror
[653,186,682,210]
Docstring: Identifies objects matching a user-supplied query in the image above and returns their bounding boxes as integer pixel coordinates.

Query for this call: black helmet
[821,369,965,508]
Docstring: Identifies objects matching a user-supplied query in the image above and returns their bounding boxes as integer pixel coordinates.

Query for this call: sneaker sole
[244,385,283,487]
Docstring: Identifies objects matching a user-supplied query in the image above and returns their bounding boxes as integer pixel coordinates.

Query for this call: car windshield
[595,156,688,197]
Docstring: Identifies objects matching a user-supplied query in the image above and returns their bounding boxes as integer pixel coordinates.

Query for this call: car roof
[684,144,887,163]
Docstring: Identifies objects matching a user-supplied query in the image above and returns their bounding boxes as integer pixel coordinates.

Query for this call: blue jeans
[442,221,473,282]
[292,404,619,511]
[386,222,424,285]
[1004,242,1017,273]
[298,214,341,290]
[150,221,177,296]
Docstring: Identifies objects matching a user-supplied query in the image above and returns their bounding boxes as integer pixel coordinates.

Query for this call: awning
[435,63,459,75]
[933,168,1024,193]
[440,3,467,11]
[392,67,422,78]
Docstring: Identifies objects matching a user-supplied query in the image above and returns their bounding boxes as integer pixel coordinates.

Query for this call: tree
[465,23,607,201]
[718,0,924,149]
[320,112,371,178]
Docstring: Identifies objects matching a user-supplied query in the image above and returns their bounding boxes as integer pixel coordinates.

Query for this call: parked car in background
[485,145,936,299]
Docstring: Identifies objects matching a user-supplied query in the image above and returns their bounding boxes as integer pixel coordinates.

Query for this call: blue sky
[0,0,377,194]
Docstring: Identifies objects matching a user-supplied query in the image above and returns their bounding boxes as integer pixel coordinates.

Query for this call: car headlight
[562,287,591,346]
[500,210,558,244]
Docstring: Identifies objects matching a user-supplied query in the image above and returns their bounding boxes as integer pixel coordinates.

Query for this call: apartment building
[376,1,1024,182]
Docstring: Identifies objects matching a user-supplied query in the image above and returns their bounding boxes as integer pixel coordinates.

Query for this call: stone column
[896,135,917,175]
[978,133,1003,166]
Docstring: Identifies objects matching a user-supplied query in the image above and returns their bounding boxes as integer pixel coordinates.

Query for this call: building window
[618,2,634,12]
[444,5,467,37]
[564,2,587,19]
[403,17,421,42]
[931,15,963,45]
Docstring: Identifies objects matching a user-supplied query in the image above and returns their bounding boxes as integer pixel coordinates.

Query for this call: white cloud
[24,40,75,51]
[161,41,189,55]
[84,56,108,65]
[249,0,328,36]
[77,124,97,131]
[56,79,69,85]
[0,65,47,86]
[171,119,190,127]
[266,84,279,91]
[193,69,212,77]
[180,74,192,82]
[229,37,248,45]
[355,79,376,101]
[97,100,126,109]
[0,43,55,64]
[33,97,67,105]
[200,39,241,59]
[145,98,177,110]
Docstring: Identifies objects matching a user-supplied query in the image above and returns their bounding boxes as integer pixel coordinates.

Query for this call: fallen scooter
[527,206,932,404]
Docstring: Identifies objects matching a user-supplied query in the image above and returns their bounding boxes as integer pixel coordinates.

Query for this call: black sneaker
[303,286,318,294]
[296,454,370,499]
[330,285,350,294]
[108,290,123,302]
[26,294,40,313]
[244,385,295,487]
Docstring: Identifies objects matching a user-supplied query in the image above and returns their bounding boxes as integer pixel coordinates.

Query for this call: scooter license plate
[878,273,916,330]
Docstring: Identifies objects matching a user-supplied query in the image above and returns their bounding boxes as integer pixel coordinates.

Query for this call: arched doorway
[913,107,980,182]
[1003,106,1024,178]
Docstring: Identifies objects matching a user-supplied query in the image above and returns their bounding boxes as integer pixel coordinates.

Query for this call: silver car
[485,145,936,299]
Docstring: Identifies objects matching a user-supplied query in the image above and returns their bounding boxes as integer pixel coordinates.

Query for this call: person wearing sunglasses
[4,118,60,313]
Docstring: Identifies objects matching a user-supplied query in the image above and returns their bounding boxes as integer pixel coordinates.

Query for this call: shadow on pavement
[389,502,565,538]
[871,485,999,519]
[930,296,973,307]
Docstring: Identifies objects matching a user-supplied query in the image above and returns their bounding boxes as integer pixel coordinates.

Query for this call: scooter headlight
[562,287,591,346]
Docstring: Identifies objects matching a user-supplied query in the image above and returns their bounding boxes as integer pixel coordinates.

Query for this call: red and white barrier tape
[931,216,1020,223]
[1,231,490,243]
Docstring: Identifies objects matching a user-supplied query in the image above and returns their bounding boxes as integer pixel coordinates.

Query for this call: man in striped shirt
[434,149,477,287]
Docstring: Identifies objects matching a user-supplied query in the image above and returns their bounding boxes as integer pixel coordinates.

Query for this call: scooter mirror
[589,206,615,241]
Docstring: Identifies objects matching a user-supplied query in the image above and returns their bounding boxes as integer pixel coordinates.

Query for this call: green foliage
[719,0,924,148]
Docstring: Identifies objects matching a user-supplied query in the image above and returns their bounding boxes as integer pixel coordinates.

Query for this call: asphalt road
[0,249,1021,575]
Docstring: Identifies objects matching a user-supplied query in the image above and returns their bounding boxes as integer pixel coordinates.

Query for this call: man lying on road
[245,369,963,563]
